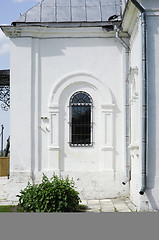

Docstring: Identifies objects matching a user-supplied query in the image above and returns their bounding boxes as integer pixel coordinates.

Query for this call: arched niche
[49,72,113,108]
[48,72,115,172]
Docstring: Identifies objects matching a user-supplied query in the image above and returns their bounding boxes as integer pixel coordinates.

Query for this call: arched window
[69,91,93,147]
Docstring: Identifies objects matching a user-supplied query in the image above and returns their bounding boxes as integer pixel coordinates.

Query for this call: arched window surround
[69,91,93,147]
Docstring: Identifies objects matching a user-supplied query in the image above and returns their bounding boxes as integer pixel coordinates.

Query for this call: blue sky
[0,0,40,149]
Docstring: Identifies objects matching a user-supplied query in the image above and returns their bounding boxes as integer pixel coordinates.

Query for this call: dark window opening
[69,91,93,147]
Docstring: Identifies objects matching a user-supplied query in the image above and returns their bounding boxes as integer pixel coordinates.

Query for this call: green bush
[17,174,81,212]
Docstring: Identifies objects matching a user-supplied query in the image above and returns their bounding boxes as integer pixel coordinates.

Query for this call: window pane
[72,105,91,144]
[70,91,93,146]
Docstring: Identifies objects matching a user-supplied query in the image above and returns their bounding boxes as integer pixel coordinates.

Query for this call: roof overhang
[1,24,129,39]
[12,21,121,28]
[122,0,141,33]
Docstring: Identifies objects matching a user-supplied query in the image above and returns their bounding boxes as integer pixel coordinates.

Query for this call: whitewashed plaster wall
[7,28,129,201]
[128,1,159,211]
[144,8,159,211]
[128,16,143,210]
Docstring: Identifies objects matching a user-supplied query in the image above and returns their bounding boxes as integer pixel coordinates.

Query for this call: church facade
[1,0,159,211]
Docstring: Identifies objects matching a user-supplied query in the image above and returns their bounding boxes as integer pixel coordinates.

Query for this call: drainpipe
[130,0,147,195]
[122,47,131,185]
[114,26,131,185]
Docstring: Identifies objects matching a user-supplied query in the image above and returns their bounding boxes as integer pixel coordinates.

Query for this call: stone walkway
[80,198,137,212]
[0,198,137,212]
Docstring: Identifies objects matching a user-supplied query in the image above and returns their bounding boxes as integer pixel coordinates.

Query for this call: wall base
[61,170,129,200]
[0,170,129,205]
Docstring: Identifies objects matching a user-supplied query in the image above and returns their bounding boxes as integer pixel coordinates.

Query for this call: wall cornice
[1,26,129,39]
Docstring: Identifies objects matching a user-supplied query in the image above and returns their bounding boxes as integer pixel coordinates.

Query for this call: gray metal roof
[13,0,121,26]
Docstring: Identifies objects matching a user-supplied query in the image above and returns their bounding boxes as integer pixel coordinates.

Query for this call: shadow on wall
[40,38,123,58]
[111,90,121,176]
[11,37,123,58]
[146,190,159,211]
[146,16,159,210]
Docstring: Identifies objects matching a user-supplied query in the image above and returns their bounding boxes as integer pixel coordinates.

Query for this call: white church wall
[0,178,9,204]
[1,0,159,210]
[10,38,33,174]
[128,2,159,211]
[7,38,34,202]
[145,9,159,211]
[7,31,129,201]
[40,36,127,199]
[128,18,143,208]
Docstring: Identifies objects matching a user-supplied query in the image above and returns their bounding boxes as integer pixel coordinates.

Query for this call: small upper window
[69,91,93,147]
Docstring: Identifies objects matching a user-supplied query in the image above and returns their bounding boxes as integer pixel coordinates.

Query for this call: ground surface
[0,198,137,212]
[81,198,137,212]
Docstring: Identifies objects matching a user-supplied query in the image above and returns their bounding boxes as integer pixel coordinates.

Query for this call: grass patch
[0,206,13,212]
[0,205,18,212]
[114,207,118,212]
[0,204,88,213]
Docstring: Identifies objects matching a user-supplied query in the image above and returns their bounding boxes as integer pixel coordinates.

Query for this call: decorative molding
[101,104,115,111]
[48,146,60,150]
[129,141,139,157]
[48,72,113,107]
[0,85,10,111]
[49,107,59,112]
[128,66,139,102]
[0,70,10,111]
[101,107,114,149]
[49,112,59,147]
[101,146,114,151]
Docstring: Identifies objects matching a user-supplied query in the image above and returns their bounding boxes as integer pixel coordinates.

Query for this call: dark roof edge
[12,20,121,28]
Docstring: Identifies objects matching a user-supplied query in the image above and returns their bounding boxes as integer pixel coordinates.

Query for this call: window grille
[69,91,93,147]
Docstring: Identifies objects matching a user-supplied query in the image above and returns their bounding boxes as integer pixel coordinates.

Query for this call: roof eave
[121,0,139,32]
[1,24,129,39]
[11,20,121,28]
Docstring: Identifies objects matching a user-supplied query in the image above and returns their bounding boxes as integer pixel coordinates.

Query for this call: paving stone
[113,204,130,212]
[100,199,112,204]
[101,207,115,212]
[119,209,132,212]
[84,198,134,212]
[100,200,115,212]
[80,200,87,206]
[87,200,100,205]
[86,208,101,213]
[112,198,126,204]
[87,205,100,211]
[125,200,137,212]
[100,203,113,208]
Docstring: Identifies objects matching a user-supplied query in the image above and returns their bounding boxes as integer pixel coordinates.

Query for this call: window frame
[69,91,93,147]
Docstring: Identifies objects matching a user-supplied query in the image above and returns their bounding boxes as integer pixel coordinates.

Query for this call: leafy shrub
[17,174,81,212]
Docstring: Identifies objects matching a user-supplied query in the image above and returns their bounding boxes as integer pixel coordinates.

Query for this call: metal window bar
[69,91,93,147]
